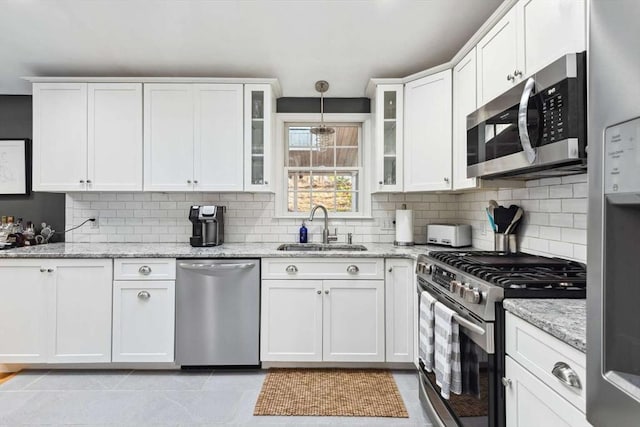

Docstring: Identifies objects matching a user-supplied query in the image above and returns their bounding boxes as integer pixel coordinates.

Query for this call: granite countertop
[0,242,460,259]
[503,299,586,353]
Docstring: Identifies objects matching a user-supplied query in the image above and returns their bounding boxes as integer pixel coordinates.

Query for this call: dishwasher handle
[178,262,256,274]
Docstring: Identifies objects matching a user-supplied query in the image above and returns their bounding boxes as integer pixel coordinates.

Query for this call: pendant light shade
[310,80,335,151]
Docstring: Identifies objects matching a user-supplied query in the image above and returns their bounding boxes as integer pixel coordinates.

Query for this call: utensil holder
[494,233,517,253]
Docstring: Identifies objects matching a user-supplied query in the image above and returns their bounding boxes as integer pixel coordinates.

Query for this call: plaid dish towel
[419,291,437,372]
[434,301,462,399]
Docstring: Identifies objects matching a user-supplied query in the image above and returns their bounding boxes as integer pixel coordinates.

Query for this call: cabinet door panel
[0,261,48,363]
[193,84,244,191]
[244,84,273,191]
[32,83,88,191]
[323,280,384,362]
[49,260,112,363]
[143,84,194,191]
[88,83,142,191]
[404,70,452,192]
[505,356,591,427]
[112,280,175,362]
[518,0,586,76]
[453,49,478,190]
[477,8,518,106]
[260,280,323,361]
[385,259,414,362]
[374,85,404,192]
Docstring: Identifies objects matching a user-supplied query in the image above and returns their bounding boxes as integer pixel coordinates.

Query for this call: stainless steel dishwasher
[176,259,260,366]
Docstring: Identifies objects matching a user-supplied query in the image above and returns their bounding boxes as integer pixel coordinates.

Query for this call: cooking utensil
[504,207,524,234]
[486,208,497,232]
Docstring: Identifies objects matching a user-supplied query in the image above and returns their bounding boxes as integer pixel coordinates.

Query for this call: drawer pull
[137,291,151,300]
[552,361,582,390]
[347,265,359,274]
[138,266,152,275]
[286,265,298,274]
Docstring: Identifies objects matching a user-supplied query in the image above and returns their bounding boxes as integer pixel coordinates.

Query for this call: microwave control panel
[605,116,640,194]
[539,79,575,145]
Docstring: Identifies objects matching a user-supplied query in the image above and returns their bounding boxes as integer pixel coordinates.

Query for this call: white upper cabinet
[244,84,273,192]
[144,83,244,192]
[144,84,195,191]
[33,82,143,192]
[404,69,452,192]
[476,8,520,106]
[452,49,478,190]
[194,84,244,191]
[88,83,143,191]
[517,0,586,75]
[477,0,586,107]
[373,84,404,193]
[32,83,88,192]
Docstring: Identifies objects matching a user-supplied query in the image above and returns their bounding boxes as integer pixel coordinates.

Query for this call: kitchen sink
[276,243,368,251]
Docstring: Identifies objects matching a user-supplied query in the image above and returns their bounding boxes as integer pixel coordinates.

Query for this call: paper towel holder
[394,204,415,247]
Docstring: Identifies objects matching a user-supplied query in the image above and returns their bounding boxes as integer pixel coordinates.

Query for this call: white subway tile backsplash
[562,198,588,213]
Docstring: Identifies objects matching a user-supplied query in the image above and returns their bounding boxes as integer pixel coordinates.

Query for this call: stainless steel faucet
[309,205,338,244]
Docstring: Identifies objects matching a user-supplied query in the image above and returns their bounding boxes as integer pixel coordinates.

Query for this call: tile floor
[0,369,433,426]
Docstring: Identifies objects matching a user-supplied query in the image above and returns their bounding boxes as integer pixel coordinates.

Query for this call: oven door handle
[454,313,485,336]
[518,77,537,164]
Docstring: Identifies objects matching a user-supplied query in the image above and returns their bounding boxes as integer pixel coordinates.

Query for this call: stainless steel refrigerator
[587,0,640,425]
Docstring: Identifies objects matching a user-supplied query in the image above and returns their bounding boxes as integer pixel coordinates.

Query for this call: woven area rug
[254,368,409,418]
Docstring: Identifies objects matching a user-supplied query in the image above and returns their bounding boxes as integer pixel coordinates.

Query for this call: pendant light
[310,80,335,151]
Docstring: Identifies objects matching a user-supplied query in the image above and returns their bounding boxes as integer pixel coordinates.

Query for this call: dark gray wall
[0,95,65,241]
[277,97,370,113]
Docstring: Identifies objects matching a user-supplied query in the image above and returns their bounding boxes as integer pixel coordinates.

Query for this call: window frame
[274,113,372,219]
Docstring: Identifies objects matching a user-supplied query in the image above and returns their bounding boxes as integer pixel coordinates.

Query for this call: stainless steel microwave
[467,52,587,180]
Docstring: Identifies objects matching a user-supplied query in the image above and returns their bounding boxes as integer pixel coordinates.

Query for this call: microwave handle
[518,77,537,164]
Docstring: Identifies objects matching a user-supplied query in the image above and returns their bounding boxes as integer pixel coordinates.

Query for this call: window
[285,123,362,214]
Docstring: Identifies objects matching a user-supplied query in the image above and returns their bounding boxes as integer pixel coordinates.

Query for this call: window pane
[336,174,355,191]
[312,192,335,211]
[312,147,335,167]
[289,150,311,167]
[288,171,311,192]
[312,173,335,191]
[336,192,356,212]
[336,148,358,167]
[335,126,359,146]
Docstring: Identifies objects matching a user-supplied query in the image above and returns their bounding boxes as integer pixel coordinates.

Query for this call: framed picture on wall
[0,139,30,195]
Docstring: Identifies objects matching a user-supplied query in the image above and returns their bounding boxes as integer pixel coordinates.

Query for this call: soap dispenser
[299,221,308,243]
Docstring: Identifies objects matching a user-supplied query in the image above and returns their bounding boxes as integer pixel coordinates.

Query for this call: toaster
[426,224,472,247]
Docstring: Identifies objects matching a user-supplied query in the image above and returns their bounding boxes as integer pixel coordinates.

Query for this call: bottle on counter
[299,221,308,243]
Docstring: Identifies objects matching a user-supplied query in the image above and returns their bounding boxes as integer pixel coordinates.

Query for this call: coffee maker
[189,205,225,247]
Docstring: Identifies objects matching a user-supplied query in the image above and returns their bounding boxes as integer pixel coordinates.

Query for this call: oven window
[422,331,491,427]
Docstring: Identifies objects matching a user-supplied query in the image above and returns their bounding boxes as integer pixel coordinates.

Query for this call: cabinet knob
[193,180,198,184]
[317,290,322,295]
[187,180,192,184]
[388,267,393,272]
[86,179,92,184]
[40,267,46,273]
[47,268,54,273]
[138,266,152,275]
[264,181,269,185]
[325,290,330,294]
[79,180,85,184]
[514,69,523,77]
[347,265,359,274]
[507,74,515,82]
[137,290,151,300]
[501,377,512,387]
[444,177,449,182]
[379,181,383,185]
[286,265,298,274]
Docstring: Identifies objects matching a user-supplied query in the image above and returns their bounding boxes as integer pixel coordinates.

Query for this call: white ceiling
[0,0,503,97]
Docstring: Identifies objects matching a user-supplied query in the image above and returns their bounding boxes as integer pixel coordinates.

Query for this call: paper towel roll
[395,209,414,246]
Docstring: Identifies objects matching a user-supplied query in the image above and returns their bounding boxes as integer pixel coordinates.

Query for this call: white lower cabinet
[505,312,591,427]
[112,280,175,362]
[384,259,415,362]
[260,258,385,363]
[0,259,112,364]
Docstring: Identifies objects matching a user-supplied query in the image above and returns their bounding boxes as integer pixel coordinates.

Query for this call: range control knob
[464,288,482,304]
[449,280,461,293]
[417,262,433,275]
[458,283,469,298]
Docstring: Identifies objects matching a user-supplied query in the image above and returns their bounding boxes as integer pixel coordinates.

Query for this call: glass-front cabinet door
[374,84,403,192]
[244,84,272,191]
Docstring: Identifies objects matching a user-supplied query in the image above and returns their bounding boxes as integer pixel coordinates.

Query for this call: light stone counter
[503,298,586,353]
[0,242,466,259]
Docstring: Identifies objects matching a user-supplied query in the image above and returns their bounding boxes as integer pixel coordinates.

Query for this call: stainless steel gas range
[415,251,586,427]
